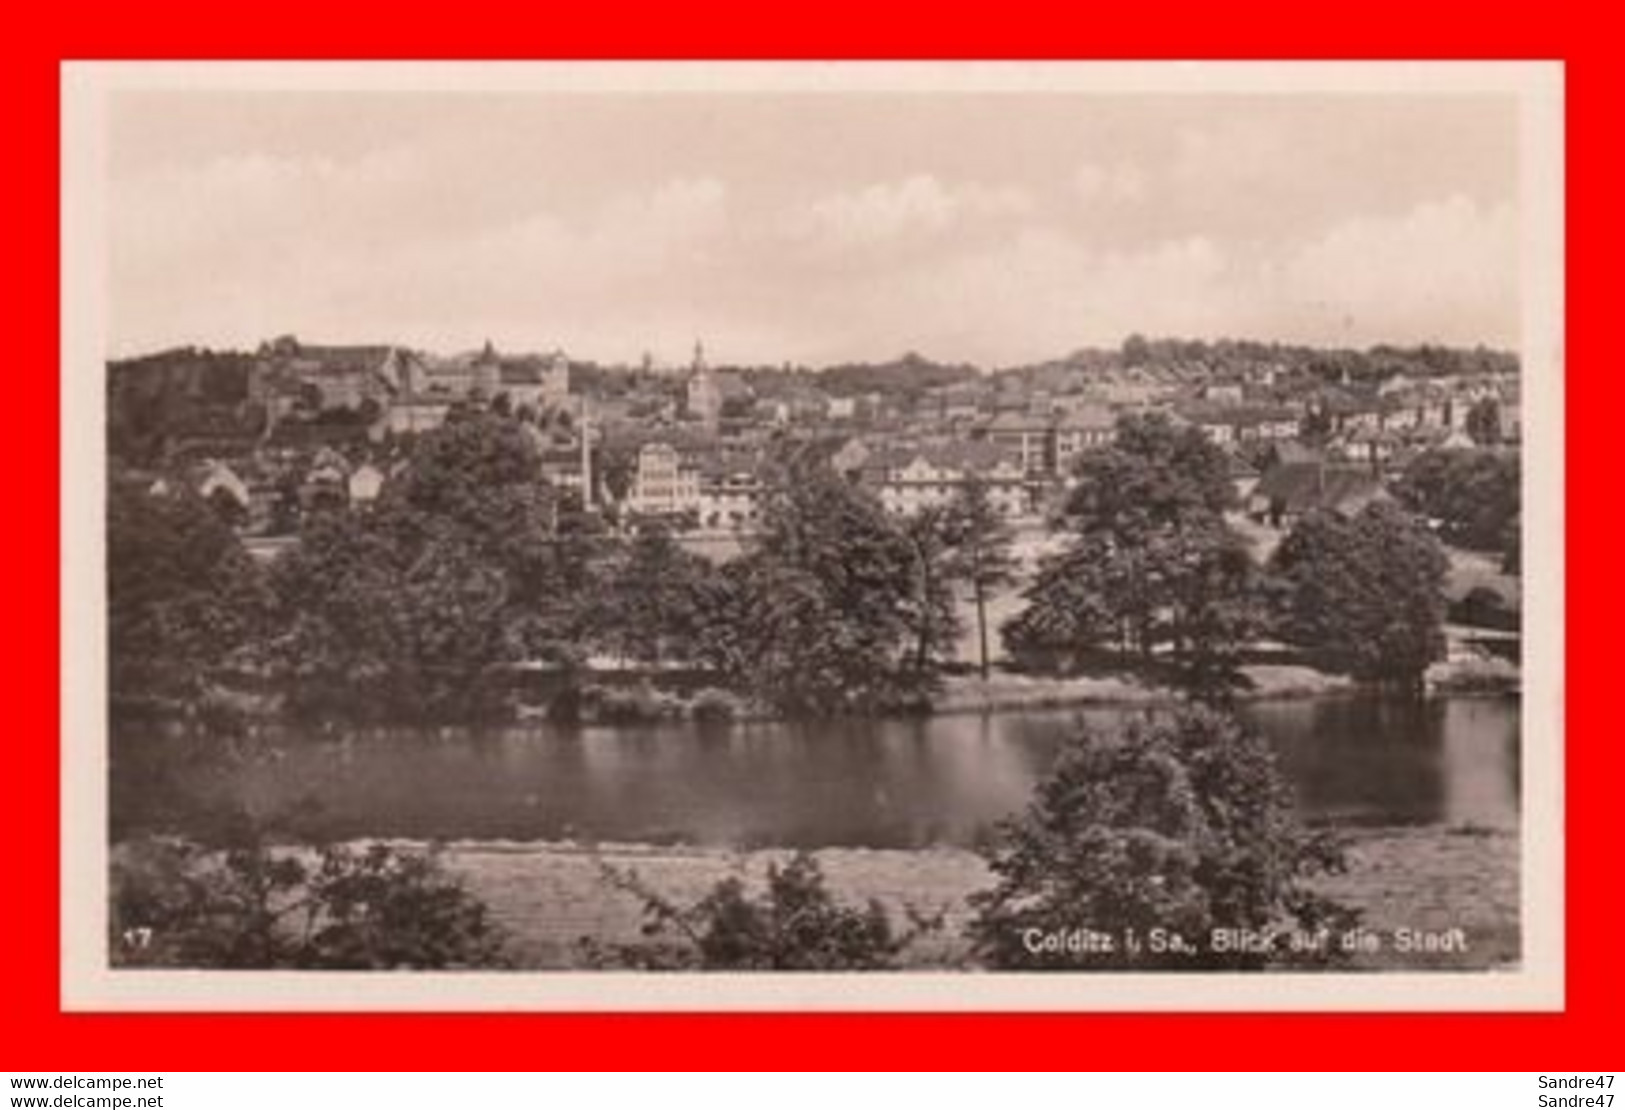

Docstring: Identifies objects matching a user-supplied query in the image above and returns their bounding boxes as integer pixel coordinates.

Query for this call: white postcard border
[61,58,1565,1012]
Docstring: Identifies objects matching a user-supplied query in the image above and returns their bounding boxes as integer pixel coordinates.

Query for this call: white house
[347,461,386,504]
[627,441,702,518]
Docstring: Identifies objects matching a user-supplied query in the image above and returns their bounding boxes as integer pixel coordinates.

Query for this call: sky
[106,87,1521,367]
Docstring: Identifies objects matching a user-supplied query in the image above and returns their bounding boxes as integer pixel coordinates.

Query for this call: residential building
[347,461,386,504]
[866,441,1030,519]
[1247,462,1391,527]
[195,458,251,512]
[696,458,765,531]
[1053,404,1117,472]
[627,441,702,518]
[1227,403,1302,443]
[981,411,1055,477]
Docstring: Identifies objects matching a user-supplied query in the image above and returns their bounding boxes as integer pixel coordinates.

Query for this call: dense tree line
[109,409,1018,721]
[110,404,1459,719]
[1266,503,1451,689]
[107,476,270,708]
[1003,413,1453,692]
[1003,413,1261,693]
[1112,335,1516,383]
[1392,447,1520,571]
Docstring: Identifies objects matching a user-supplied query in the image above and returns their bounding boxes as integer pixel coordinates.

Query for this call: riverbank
[930,663,1357,716]
[169,629,1516,730]
[929,655,1516,717]
[439,823,1518,971]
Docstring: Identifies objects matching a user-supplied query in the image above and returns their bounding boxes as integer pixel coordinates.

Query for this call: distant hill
[814,352,981,398]
[107,347,264,465]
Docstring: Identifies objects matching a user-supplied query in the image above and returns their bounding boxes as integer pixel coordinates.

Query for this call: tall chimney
[580,395,593,510]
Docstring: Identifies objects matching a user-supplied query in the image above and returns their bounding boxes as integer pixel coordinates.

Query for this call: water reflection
[112,694,1521,849]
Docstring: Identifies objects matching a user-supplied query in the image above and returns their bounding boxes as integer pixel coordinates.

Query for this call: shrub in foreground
[581,851,942,970]
[967,706,1356,970]
[112,834,508,970]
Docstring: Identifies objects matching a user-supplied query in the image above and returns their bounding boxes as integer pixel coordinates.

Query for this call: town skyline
[111,329,1525,373]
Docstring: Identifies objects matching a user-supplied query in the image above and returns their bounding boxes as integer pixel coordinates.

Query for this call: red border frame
[7,2,1610,1069]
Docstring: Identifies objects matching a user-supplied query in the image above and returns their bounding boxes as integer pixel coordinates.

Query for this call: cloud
[1171,117,1290,191]
[1072,161,1147,205]
[807,227,1243,366]
[801,193,1517,365]
[109,159,736,355]
[788,174,1032,250]
[1277,194,1518,345]
[106,100,1521,366]
[456,175,730,284]
[111,147,424,270]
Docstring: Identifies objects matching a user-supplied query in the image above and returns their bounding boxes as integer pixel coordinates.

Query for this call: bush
[1267,503,1449,688]
[689,686,743,722]
[581,852,942,970]
[1449,585,1520,632]
[579,681,683,725]
[111,834,508,970]
[967,707,1355,970]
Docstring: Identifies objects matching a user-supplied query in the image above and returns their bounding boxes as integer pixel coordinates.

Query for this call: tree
[372,410,558,578]
[206,484,248,530]
[1121,333,1151,368]
[111,833,508,970]
[596,443,638,506]
[700,461,918,713]
[1392,448,1519,555]
[967,707,1353,970]
[266,412,607,718]
[266,510,514,718]
[1500,511,1521,575]
[694,555,907,715]
[589,524,712,665]
[897,506,965,678]
[1465,397,1502,446]
[582,852,939,970]
[1003,413,1256,689]
[107,477,268,706]
[1267,502,1450,689]
[943,478,1017,680]
[1299,405,1335,445]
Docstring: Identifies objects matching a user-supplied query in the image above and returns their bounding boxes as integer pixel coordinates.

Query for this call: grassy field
[443,823,1519,972]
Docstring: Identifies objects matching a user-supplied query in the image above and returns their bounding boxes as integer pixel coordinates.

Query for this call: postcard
[61,59,1564,1010]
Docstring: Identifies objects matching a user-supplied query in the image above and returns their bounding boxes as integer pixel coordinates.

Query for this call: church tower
[471,338,501,397]
[685,338,721,426]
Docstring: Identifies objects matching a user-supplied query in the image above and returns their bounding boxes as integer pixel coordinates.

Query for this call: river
[110,693,1519,849]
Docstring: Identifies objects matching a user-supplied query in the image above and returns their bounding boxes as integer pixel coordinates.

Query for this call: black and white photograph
[61,60,1564,1010]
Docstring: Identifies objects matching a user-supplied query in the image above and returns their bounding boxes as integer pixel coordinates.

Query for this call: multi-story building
[499,349,571,412]
[696,459,764,531]
[866,441,1030,519]
[627,441,702,518]
[1227,404,1303,443]
[1053,404,1117,473]
[981,411,1055,477]
[255,335,420,415]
